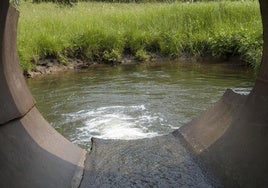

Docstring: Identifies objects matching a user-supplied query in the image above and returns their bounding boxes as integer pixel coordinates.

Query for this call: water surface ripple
[26,61,254,150]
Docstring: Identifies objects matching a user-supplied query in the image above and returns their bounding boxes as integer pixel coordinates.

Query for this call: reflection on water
[26,61,254,149]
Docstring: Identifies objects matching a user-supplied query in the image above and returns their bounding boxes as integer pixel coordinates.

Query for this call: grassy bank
[18,1,262,72]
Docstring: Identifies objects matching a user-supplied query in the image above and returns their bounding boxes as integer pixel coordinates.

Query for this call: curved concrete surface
[0,2,86,188]
[1,0,268,187]
[0,1,35,124]
[178,1,268,187]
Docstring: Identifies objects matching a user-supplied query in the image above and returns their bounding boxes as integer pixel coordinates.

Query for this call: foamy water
[63,105,164,146]
[27,62,254,150]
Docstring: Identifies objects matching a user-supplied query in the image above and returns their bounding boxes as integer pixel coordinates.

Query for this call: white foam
[233,87,251,95]
[75,105,160,141]
[82,117,159,140]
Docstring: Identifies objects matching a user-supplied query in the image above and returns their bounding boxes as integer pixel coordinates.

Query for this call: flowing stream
[26,61,254,150]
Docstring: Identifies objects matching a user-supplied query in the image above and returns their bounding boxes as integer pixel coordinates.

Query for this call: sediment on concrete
[80,135,219,188]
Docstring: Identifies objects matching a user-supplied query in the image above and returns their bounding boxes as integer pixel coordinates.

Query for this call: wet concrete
[80,134,219,188]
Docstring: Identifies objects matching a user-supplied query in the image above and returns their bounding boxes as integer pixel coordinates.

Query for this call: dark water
[26,61,254,150]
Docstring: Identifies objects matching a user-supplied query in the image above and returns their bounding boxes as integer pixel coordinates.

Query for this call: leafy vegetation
[18,1,262,72]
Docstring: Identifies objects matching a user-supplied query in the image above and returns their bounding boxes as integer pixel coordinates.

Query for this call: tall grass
[29,0,258,3]
[18,1,262,72]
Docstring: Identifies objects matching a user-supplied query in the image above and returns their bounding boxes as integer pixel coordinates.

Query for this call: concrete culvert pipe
[0,1,86,188]
[1,0,268,187]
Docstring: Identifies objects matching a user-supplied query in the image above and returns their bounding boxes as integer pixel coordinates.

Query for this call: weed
[18,1,262,72]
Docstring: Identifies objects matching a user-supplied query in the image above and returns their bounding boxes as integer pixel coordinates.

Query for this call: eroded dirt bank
[25,55,245,78]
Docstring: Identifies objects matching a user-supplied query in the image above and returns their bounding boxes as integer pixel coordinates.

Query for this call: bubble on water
[71,105,161,144]
[233,87,251,95]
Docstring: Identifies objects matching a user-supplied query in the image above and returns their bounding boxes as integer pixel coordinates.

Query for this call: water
[26,61,254,150]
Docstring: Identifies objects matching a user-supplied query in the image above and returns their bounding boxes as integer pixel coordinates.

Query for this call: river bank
[24,53,246,78]
[18,1,262,74]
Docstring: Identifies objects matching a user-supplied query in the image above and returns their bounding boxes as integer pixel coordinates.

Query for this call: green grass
[17,1,262,72]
